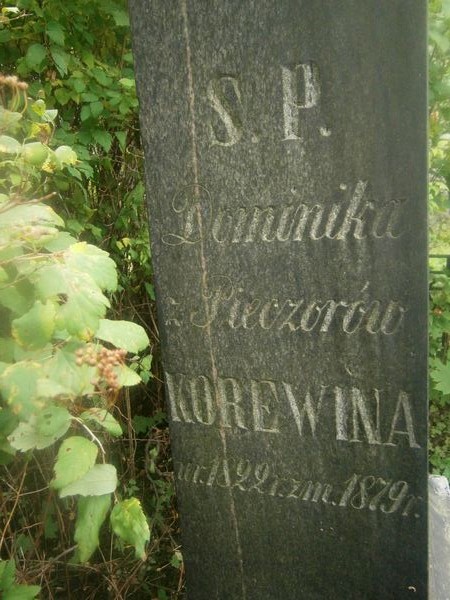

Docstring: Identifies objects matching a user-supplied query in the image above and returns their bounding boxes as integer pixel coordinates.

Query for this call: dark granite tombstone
[129,2,428,598]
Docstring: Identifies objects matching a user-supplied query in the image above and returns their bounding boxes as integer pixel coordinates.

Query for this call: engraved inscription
[165,372,421,449]
[207,75,243,147]
[185,278,406,336]
[174,457,424,519]
[282,62,321,140]
[162,184,211,246]
[162,181,407,246]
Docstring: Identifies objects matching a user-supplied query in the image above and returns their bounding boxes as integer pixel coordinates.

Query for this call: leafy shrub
[1,2,181,594]
[0,74,152,590]
[429,1,450,476]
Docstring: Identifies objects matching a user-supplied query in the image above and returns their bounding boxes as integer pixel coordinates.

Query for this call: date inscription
[175,457,424,519]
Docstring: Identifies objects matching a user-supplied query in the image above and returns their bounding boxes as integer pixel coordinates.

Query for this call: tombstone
[429,476,450,600]
[129,2,428,598]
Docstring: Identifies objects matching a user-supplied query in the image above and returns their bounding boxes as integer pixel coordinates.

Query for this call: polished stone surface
[130,2,428,598]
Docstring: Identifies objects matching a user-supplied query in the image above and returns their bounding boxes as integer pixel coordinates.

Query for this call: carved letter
[259,299,282,330]
[191,277,234,329]
[190,375,216,425]
[292,204,323,241]
[278,300,305,331]
[335,386,349,441]
[300,302,325,332]
[212,209,233,243]
[217,377,248,429]
[232,207,251,243]
[283,383,327,437]
[242,299,262,330]
[282,62,320,140]
[207,76,243,147]
[371,199,406,239]
[320,300,344,333]
[336,387,382,444]
[165,372,193,423]
[342,301,366,334]
[251,380,280,433]
[386,391,420,448]
[335,180,372,240]
[380,301,407,335]
[351,387,382,445]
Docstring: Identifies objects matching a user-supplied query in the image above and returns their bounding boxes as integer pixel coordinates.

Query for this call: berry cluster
[76,346,127,391]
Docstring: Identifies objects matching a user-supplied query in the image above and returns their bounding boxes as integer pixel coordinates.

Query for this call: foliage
[0,559,40,599]
[1,0,154,316]
[1,0,181,594]
[0,75,156,593]
[429,0,450,255]
[429,0,450,477]
[0,0,183,599]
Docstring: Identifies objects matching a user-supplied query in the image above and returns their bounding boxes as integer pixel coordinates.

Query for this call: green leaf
[0,441,16,465]
[95,319,149,354]
[0,30,11,43]
[0,362,42,419]
[132,415,156,434]
[43,231,77,252]
[0,108,22,131]
[82,51,94,69]
[0,559,15,590]
[0,203,63,229]
[90,101,104,119]
[12,300,56,350]
[54,88,71,106]
[52,436,98,490]
[21,142,49,166]
[2,7,20,14]
[54,145,77,166]
[0,135,21,154]
[91,68,111,87]
[0,408,19,438]
[33,261,110,339]
[111,9,130,27]
[43,109,58,123]
[92,130,111,152]
[81,92,99,103]
[71,78,86,94]
[44,345,95,397]
[116,364,141,387]
[430,29,450,54]
[65,243,117,291]
[80,408,122,437]
[80,105,91,122]
[8,406,71,451]
[0,288,29,316]
[118,78,135,90]
[431,361,450,395]
[51,46,70,77]
[3,584,41,599]
[74,494,111,562]
[110,498,150,559]
[115,131,126,151]
[59,464,117,498]
[31,99,46,116]
[36,377,72,398]
[46,21,65,45]
[144,282,155,300]
[25,43,46,71]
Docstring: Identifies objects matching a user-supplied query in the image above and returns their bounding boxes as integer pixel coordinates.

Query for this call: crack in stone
[180,1,248,598]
